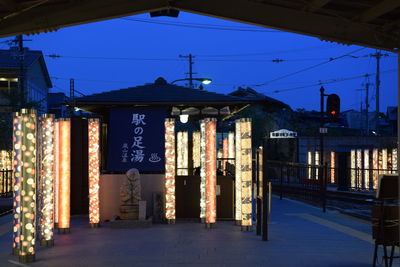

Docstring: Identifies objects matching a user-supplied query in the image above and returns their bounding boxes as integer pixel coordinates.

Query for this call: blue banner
[106,107,166,172]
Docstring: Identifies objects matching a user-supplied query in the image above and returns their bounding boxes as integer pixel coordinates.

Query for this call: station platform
[0,195,389,267]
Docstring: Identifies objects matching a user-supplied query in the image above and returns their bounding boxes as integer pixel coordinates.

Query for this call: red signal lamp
[331,110,336,115]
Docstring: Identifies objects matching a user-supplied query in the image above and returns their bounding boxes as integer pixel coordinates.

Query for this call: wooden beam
[0,0,17,11]
[303,0,331,12]
[354,0,400,22]
[170,0,399,51]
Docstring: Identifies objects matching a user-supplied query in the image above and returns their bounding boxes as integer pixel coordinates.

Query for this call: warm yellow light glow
[350,149,356,189]
[164,119,176,221]
[307,151,312,179]
[222,137,228,175]
[39,114,55,245]
[330,151,335,184]
[241,119,252,227]
[179,114,189,124]
[192,131,201,169]
[12,112,21,255]
[54,121,59,225]
[392,148,397,173]
[58,119,71,230]
[235,120,242,222]
[315,151,320,179]
[356,149,362,189]
[205,118,217,224]
[177,131,188,175]
[258,147,263,198]
[200,121,206,219]
[228,132,235,165]
[364,150,369,189]
[382,148,388,173]
[372,148,378,189]
[88,119,100,225]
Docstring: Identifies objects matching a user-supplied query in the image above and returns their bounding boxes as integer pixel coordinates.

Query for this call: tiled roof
[74,77,250,105]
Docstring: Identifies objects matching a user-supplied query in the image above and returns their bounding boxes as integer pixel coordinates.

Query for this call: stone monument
[119,168,146,220]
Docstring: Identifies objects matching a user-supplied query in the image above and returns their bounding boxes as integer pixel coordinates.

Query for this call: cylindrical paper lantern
[372,148,379,189]
[364,150,370,189]
[228,132,235,165]
[200,120,206,220]
[205,118,217,227]
[12,112,21,256]
[356,149,362,188]
[54,120,59,226]
[382,148,388,173]
[350,149,356,189]
[330,151,335,184]
[39,114,55,247]
[88,118,100,227]
[240,118,252,230]
[164,119,176,223]
[257,146,263,198]
[19,109,37,263]
[392,148,397,173]
[235,119,242,224]
[222,137,228,175]
[177,131,188,175]
[58,119,71,233]
[192,131,201,169]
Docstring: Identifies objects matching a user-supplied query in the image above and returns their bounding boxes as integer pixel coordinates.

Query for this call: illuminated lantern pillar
[315,151,320,179]
[88,118,100,227]
[19,109,37,263]
[192,131,201,169]
[330,152,335,184]
[39,114,55,247]
[235,119,242,224]
[350,149,356,189]
[228,132,235,165]
[222,137,228,175]
[199,121,206,221]
[307,151,312,179]
[382,148,388,174]
[205,118,217,228]
[54,120,59,227]
[241,118,252,231]
[12,112,21,255]
[392,148,398,173]
[257,146,263,198]
[364,150,370,189]
[58,118,71,234]
[177,131,188,176]
[372,148,379,189]
[164,119,176,223]
[356,149,362,189]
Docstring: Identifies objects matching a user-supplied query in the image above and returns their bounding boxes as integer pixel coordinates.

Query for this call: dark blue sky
[1,12,397,112]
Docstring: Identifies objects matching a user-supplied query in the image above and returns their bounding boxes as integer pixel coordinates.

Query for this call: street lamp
[171,78,212,88]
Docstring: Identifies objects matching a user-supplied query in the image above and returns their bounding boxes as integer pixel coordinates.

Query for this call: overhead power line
[253,47,366,87]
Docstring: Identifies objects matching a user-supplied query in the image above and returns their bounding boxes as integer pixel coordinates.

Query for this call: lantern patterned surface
[12,112,21,255]
[392,148,398,172]
[363,150,369,189]
[372,148,378,189]
[330,152,335,184]
[19,109,37,262]
[307,151,312,179]
[200,120,206,219]
[350,149,356,188]
[205,118,217,224]
[240,119,252,227]
[164,119,175,221]
[192,131,201,169]
[356,149,362,188]
[235,120,242,222]
[222,137,228,175]
[54,120,59,225]
[88,119,100,225]
[58,119,71,231]
[382,148,388,173]
[257,147,263,198]
[228,132,235,165]
[39,114,55,246]
[177,131,188,176]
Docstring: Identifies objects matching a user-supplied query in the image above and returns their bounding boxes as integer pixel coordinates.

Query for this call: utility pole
[364,82,370,135]
[370,51,388,134]
[17,35,25,107]
[70,78,75,116]
[179,54,196,88]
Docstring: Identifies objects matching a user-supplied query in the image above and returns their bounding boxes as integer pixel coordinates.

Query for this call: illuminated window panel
[330,152,335,184]
[192,131,201,169]
[200,121,206,220]
[54,120,59,226]
[205,118,217,227]
[364,150,370,190]
[241,119,252,230]
[392,148,398,173]
[12,112,21,256]
[372,148,379,189]
[382,148,388,174]
[19,109,37,263]
[235,119,242,223]
[58,119,71,234]
[350,150,356,189]
[164,119,176,223]
[88,118,100,227]
[177,131,188,176]
[222,137,228,175]
[39,114,55,247]
[228,132,235,165]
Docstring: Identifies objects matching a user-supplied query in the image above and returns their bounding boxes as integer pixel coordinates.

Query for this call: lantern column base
[167,219,175,224]
[241,225,252,232]
[235,220,241,226]
[19,254,35,264]
[58,228,70,234]
[200,218,205,223]
[205,222,214,229]
[89,223,100,228]
[40,239,54,247]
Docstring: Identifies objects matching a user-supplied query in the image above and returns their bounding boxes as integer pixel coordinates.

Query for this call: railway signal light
[327,94,340,122]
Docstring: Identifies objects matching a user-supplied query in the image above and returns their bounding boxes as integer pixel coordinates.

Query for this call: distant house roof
[74,77,252,112]
[228,87,290,110]
[387,106,397,121]
[0,48,52,88]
